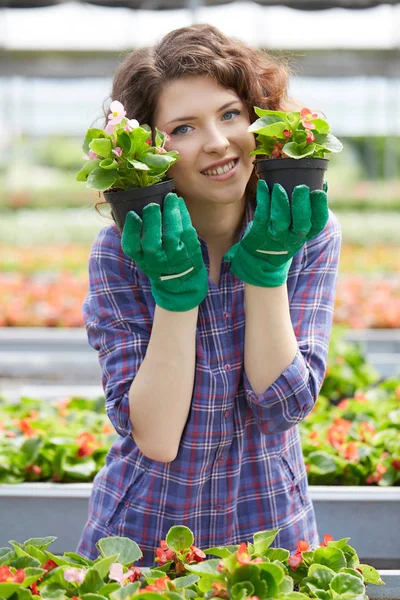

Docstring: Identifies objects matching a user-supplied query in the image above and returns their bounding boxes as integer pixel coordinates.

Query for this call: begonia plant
[0,526,385,600]
[248,107,343,160]
[76,101,179,191]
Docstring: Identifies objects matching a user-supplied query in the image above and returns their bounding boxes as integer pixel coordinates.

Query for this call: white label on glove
[159,266,195,281]
[256,249,289,255]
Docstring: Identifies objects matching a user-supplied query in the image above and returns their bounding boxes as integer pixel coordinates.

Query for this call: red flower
[0,566,26,583]
[185,545,206,563]
[341,441,359,462]
[320,534,334,547]
[76,432,99,457]
[283,129,291,139]
[288,540,309,571]
[42,560,58,573]
[155,540,176,565]
[30,581,41,596]
[127,566,142,583]
[25,464,42,476]
[212,582,229,599]
[271,141,283,158]
[392,459,400,470]
[140,576,170,593]
[237,542,252,565]
[19,418,35,437]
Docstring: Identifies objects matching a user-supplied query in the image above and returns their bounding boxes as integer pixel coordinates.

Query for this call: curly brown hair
[96,23,293,215]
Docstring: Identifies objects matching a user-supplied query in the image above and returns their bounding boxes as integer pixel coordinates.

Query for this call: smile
[201,158,239,179]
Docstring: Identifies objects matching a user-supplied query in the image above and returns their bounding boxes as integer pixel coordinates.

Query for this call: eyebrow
[165,100,242,126]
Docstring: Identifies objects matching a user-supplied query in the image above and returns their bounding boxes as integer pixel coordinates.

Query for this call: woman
[77,23,341,564]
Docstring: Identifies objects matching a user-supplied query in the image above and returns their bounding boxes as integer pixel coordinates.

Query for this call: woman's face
[154,75,256,209]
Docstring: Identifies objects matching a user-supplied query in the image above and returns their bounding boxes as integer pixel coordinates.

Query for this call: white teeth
[203,160,236,176]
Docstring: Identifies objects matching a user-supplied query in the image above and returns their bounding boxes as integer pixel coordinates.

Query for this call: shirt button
[224,410,230,418]
[218,455,224,463]
[224,364,231,371]
[216,504,223,512]
[223,311,229,319]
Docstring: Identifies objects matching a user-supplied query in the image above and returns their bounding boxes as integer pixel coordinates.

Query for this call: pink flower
[306,131,316,143]
[64,568,86,585]
[88,150,98,160]
[109,563,135,587]
[124,118,139,132]
[112,147,123,157]
[105,122,115,135]
[108,100,126,125]
[301,107,318,131]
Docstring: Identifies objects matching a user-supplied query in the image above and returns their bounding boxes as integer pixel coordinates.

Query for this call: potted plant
[248,107,343,196]
[76,100,180,231]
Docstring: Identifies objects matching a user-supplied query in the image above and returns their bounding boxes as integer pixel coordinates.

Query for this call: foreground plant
[248,107,343,160]
[76,100,179,191]
[0,526,384,600]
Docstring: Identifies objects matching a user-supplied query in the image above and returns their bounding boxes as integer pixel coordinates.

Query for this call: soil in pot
[103,178,176,232]
[255,158,328,198]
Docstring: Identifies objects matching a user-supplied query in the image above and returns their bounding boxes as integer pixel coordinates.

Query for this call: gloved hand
[224,179,329,287]
[121,193,208,312]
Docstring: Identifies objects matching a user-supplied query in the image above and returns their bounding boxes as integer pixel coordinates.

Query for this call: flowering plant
[300,377,400,486]
[76,101,180,191]
[248,107,343,160]
[0,395,115,483]
[0,525,385,600]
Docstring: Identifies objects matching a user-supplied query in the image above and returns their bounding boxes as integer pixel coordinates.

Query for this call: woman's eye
[171,124,193,136]
[222,109,241,121]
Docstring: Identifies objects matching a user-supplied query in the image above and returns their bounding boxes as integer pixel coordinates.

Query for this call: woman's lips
[201,158,239,181]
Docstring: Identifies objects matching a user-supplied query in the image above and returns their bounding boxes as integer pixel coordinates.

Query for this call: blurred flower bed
[0,244,399,328]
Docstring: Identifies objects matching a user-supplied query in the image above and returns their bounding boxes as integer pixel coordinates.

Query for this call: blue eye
[222,109,241,121]
[171,124,193,136]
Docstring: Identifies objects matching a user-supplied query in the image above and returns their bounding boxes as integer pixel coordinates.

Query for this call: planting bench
[0,483,399,569]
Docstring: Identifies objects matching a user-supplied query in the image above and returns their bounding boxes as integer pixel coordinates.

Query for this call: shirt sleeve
[243,209,342,435]
[82,225,152,437]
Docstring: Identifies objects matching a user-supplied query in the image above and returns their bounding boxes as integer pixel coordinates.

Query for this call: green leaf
[330,572,365,595]
[89,138,112,158]
[203,545,238,558]
[356,563,385,585]
[76,159,101,182]
[79,568,105,595]
[99,158,119,170]
[96,537,142,566]
[127,158,150,170]
[91,554,119,579]
[317,133,343,153]
[81,595,109,600]
[87,168,118,191]
[282,142,316,159]
[165,526,194,553]
[117,131,132,153]
[263,547,290,562]
[0,549,14,566]
[307,564,336,590]
[63,552,92,566]
[257,562,285,596]
[278,575,294,593]
[83,128,108,154]
[109,582,141,600]
[253,529,279,555]
[21,437,43,465]
[313,547,347,572]
[277,593,310,599]
[311,118,331,134]
[248,117,287,138]
[0,582,21,598]
[173,574,199,589]
[307,452,338,475]
[253,107,289,120]
[231,581,254,600]
[184,559,224,578]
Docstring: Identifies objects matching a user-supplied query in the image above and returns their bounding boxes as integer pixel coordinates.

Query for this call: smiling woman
[77,23,342,567]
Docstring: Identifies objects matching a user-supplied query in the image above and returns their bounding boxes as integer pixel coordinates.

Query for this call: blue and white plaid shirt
[77,202,341,565]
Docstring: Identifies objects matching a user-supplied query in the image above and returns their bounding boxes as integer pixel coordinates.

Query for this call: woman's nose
[202,126,229,155]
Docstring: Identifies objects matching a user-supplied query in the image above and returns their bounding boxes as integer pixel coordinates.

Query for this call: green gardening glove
[121,193,208,312]
[224,179,329,287]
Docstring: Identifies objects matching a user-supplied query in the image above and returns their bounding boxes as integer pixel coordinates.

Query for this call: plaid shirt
[77,202,341,565]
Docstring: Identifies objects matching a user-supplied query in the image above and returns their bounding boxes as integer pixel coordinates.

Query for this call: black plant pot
[103,178,176,232]
[255,158,328,198]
